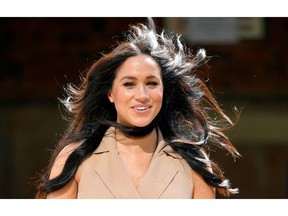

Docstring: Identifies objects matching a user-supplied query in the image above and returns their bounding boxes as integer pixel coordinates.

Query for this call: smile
[132,106,152,111]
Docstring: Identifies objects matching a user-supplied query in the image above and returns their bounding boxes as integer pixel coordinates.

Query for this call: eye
[123,82,135,87]
[147,81,158,86]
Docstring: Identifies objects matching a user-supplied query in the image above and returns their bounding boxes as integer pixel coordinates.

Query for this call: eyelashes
[147,81,158,86]
[123,82,135,87]
[123,81,159,88]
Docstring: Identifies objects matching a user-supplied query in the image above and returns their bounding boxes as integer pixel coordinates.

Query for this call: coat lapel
[137,129,179,198]
[93,128,141,198]
[92,127,180,199]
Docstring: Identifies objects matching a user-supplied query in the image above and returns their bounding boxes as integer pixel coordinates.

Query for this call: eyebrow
[120,75,161,81]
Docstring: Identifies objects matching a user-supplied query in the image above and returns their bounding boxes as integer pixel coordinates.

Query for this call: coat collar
[92,127,180,198]
[93,127,182,158]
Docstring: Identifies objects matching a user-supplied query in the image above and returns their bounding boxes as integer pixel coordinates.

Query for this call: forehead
[116,54,161,78]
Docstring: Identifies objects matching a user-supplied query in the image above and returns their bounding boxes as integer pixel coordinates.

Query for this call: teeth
[134,107,149,110]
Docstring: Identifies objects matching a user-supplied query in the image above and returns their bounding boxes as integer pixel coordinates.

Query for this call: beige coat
[77,127,193,198]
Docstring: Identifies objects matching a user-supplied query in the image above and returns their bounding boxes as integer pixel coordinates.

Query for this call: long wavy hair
[36,18,240,198]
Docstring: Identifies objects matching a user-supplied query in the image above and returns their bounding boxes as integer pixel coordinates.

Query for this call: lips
[132,105,152,111]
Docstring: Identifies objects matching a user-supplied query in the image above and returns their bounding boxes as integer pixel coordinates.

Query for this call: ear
[107,90,114,103]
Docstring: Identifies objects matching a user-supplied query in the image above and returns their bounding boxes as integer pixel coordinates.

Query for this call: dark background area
[0,17,287,198]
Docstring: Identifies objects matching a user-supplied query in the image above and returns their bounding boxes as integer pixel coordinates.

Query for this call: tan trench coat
[77,127,193,198]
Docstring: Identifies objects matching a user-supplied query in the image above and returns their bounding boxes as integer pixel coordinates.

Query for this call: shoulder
[191,150,215,199]
[57,142,82,159]
[46,142,83,199]
[49,142,83,179]
[191,169,215,199]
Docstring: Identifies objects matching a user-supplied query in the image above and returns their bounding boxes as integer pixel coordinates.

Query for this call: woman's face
[108,54,163,127]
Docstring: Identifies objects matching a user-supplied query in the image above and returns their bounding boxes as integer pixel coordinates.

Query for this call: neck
[115,128,158,154]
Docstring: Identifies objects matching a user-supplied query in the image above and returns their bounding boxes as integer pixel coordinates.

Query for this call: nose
[135,85,149,102]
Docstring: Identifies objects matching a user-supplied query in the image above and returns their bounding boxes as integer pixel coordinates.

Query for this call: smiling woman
[108,54,163,128]
[35,17,240,199]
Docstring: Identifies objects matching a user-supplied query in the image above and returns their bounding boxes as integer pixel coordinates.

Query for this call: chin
[133,123,150,128]
[132,121,152,128]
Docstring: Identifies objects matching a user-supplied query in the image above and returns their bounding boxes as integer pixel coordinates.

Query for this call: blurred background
[0,17,287,198]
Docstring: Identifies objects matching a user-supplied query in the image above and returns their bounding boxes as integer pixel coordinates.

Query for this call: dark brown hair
[36,18,240,198]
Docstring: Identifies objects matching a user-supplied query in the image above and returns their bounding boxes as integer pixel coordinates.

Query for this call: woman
[36,18,240,198]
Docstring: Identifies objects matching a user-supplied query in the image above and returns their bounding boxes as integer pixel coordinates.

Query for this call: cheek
[113,88,133,104]
[151,89,164,103]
